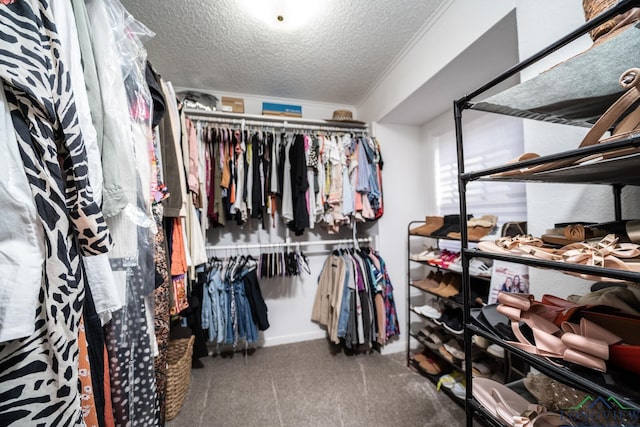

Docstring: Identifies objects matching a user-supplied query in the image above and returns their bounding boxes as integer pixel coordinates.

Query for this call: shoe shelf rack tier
[408,356,467,408]
[453,1,640,426]
[406,221,510,410]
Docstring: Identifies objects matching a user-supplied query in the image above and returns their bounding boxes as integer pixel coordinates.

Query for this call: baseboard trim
[261,330,329,348]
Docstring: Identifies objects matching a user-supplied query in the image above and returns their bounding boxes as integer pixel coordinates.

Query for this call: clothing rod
[184,108,368,132]
[206,237,372,252]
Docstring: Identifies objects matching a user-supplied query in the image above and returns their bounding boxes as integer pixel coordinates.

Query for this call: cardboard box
[221,96,244,113]
[262,102,302,118]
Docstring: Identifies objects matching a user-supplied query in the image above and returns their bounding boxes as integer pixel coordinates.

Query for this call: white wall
[371,122,427,354]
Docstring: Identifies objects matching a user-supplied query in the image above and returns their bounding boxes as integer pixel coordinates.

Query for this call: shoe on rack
[443,338,465,360]
[441,307,464,335]
[437,371,464,390]
[413,352,446,375]
[448,215,499,241]
[409,216,444,237]
[412,271,443,292]
[429,249,460,268]
[426,272,455,295]
[447,256,463,272]
[471,360,493,378]
[447,257,492,277]
[432,275,461,298]
[469,258,493,277]
[479,225,502,242]
[431,214,472,237]
[423,329,448,351]
[472,335,490,349]
[438,344,455,363]
[418,325,435,339]
[449,288,484,308]
[414,299,443,319]
[486,344,505,359]
[451,379,466,399]
[410,246,440,262]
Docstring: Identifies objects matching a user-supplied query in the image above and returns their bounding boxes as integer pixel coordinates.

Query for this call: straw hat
[327,109,365,124]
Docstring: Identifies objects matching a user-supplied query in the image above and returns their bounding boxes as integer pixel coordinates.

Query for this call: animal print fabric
[153,204,170,426]
[0,1,111,426]
[104,198,157,426]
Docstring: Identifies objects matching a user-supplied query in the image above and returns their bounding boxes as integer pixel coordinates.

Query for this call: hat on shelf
[327,109,365,124]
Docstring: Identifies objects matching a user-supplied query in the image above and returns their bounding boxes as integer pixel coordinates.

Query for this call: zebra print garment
[0,1,111,425]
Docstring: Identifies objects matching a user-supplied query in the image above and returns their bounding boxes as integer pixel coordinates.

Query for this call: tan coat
[311,255,346,343]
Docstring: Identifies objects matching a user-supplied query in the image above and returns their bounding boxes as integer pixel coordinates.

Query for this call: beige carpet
[166,338,468,427]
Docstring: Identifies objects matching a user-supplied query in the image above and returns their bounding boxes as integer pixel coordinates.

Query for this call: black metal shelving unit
[406,220,511,418]
[454,1,640,426]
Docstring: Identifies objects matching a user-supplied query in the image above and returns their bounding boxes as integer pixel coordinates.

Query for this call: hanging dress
[0,1,112,425]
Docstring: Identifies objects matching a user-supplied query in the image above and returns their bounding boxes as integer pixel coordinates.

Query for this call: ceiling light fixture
[241,0,325,30]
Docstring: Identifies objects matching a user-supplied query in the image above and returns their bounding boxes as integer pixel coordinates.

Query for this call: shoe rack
[454,1,640,426]
[405,221,512,406]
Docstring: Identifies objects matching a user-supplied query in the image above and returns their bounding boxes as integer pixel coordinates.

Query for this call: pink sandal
[473,378,576,426]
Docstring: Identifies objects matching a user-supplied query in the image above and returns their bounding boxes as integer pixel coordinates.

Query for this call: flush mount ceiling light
[241,0,326,30]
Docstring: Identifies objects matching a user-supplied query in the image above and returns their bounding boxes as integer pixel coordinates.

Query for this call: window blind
[435,113,527,226]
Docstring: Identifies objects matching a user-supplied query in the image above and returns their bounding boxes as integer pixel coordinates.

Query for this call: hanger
[296,243,310,275]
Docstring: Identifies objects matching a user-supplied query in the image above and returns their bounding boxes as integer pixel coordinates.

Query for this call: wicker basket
[583,0,618,40]
[166,335,195,421]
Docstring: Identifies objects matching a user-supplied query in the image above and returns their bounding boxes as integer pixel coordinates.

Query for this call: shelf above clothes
[184,108,368,133]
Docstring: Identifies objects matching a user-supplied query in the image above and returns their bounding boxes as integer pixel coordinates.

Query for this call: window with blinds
[435,113,527,225]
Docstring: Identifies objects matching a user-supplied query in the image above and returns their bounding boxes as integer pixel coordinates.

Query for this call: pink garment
[186,118,199,194]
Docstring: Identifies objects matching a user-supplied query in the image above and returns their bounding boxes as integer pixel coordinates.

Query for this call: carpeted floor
[166,339,468,427]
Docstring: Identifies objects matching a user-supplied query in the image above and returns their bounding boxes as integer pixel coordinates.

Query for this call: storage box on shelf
[453,1,640,425]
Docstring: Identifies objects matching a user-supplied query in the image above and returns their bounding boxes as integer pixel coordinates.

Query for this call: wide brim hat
[326,109,365,125]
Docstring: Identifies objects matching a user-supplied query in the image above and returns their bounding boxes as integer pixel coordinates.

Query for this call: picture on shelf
[487,260,530,304]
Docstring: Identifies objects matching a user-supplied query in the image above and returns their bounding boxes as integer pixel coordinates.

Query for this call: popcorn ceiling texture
[119,0,446,104]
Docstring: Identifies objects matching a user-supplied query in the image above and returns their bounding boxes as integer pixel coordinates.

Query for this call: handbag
[501,221,527,237]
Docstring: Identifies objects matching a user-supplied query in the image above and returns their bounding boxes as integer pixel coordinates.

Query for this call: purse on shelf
[501,221,527,237]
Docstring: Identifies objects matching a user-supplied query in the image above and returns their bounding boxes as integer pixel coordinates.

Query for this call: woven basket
[166,336,195,421]
[583,0,618,40]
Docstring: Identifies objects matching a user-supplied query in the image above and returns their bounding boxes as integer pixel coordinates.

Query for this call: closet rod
[206,237,372,252]
[184,108,368,133]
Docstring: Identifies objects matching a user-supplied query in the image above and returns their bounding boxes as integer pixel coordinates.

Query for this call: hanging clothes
[288,134,310,235]
[0,2,112,425]
[202,257,268,346]
[311,248,399,351]
[190,121,382,237]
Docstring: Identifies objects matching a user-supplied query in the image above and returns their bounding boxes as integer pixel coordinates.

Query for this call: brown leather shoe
[413,271,443,291]
[428,272,454,295]
[410,216,444,237]
[432,275,461,298]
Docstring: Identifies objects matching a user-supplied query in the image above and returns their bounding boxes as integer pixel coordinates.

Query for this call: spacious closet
[0,1,639,426]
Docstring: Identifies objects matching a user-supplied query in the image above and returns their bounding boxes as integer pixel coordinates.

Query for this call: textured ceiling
[119,0,447,105]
